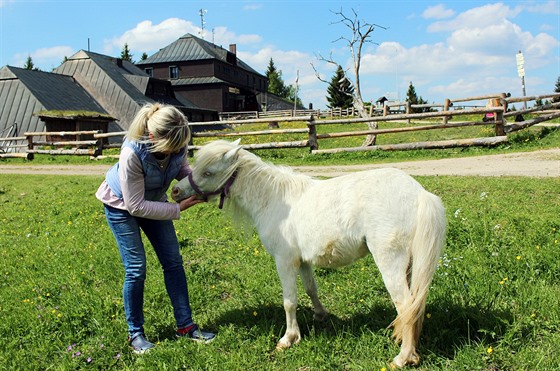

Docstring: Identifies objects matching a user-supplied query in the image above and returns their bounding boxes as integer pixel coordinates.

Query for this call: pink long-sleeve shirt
[96,146,191,220]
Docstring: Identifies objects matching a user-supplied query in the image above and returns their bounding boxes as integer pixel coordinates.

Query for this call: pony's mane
[237,150,312,198]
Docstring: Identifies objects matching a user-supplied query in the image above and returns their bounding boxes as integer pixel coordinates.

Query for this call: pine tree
[553,76,560,103]
[265,58,289,97]
[140,52,148,61]
[406,81,431,113]
[120,43,133,62]
[23,56,35,70]
[406,81,418,105]
[326,65,354,109]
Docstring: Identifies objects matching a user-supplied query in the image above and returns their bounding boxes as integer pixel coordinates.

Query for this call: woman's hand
[178,195,206,211]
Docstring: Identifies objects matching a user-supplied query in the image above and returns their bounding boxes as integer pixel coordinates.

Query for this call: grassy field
[0,168,559,368]
[0,121,559,369]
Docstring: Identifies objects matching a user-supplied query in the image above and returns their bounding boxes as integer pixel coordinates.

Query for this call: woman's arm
[119,147,181,220]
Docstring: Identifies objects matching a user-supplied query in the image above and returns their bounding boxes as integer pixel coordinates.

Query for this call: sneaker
[128,333,155,354]
[176,324,216,344]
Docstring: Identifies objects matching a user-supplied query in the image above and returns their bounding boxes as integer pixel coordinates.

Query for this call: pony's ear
[223,145,242,164]
[231,138,241,147]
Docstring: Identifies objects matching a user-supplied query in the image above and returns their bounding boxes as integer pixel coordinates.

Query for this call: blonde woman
[96,103,215,354]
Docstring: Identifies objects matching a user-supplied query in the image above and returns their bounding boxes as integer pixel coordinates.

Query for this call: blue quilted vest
[105,139,186,201]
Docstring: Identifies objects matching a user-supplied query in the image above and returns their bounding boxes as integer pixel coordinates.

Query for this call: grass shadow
[206,296,514,362]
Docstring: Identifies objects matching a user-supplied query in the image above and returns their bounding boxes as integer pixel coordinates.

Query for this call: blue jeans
[104,205,194,338]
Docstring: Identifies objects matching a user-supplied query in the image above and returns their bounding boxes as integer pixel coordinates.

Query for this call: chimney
[229,44,237,55]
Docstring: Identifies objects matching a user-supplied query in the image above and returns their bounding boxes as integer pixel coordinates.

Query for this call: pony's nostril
[172,187,179,196]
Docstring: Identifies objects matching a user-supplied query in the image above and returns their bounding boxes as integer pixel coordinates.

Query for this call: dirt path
[295,148,560,178]
[0,148,558,177]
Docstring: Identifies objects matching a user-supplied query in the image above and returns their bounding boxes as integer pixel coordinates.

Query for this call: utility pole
[516,51,527,109]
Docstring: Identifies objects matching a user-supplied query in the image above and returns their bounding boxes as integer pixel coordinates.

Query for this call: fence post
[500,92,508,114]
[443,98,451,124]
[406,101,412,124]
[26,133,35,160]
[307,115,318,152]
[494,110,506,136]
[94,130,103,157]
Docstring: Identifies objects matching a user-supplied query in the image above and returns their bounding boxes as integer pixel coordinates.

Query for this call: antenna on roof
[199,9,207,39]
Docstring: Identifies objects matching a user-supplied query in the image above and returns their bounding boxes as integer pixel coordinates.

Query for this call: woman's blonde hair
[126,103,191,153]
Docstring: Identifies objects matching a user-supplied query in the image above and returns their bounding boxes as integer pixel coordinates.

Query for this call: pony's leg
[299,262,327,321]
[274,258,301,350]
[370,246,419,368]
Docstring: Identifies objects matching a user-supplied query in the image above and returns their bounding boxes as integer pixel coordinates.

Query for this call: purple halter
[187,170,238,209]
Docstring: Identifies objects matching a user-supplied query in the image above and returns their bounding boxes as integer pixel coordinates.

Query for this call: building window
[144,68,153,77]
[169,66,179,79]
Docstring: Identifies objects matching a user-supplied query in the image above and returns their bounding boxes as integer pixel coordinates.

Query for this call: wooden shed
[36,110,114,144]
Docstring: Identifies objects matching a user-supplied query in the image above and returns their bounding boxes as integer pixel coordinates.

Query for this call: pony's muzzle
[171,185,185,202]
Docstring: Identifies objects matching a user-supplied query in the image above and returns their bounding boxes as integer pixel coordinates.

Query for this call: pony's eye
[203,171,212,177]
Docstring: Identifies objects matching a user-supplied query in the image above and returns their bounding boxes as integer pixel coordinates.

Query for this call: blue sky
[1,0,558,109]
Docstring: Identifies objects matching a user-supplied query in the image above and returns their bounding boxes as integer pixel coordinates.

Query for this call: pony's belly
[311,238,369,268]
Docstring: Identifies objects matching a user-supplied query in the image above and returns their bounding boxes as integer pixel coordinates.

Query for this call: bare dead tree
[312,8,387,146]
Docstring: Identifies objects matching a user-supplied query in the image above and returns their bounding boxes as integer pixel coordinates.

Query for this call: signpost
[516,51,527,109]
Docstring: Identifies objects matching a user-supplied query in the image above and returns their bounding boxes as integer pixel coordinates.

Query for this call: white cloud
[428,3,521,32]
[103,18,199,55]
[0,0,15,8]
[524,0,560,15]
[208,26,262,48]
[33,45,75,60]
[422,4,455,19]
[104,18,263,59]
[238,46,331,107]
[243,3,262,11]
[13,45,74,70]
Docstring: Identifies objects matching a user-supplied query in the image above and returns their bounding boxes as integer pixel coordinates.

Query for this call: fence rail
[1,93,559,159]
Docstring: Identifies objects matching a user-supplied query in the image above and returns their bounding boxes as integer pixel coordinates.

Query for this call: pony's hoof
[313,311,328,322]
[275,342,289,351]
[391,353,420,368]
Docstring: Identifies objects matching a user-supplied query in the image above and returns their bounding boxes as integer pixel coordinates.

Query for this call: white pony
[172,139,446,367]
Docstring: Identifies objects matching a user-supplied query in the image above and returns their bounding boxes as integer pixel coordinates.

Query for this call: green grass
[0,174,559,369]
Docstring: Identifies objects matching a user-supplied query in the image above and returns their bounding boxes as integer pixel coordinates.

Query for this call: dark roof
[171,76,226,86]
[0,65,109,135]
[137,33,263,76]
[1,66,107,113]
[54,50,216,128]
[54,50,161,130]
[56,50,151,106]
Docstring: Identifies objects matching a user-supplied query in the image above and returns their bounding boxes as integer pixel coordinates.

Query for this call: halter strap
[187,170,238,209]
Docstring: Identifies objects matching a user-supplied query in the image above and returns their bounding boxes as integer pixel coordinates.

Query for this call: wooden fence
[1,92,559,159]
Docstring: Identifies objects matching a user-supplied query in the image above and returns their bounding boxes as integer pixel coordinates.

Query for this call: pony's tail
[391,190,446,344]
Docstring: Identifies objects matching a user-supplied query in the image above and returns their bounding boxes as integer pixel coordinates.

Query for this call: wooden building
[136,34,268,113]
[0,50,219,152]
[54,50,218,130]
[0,65,111,140]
